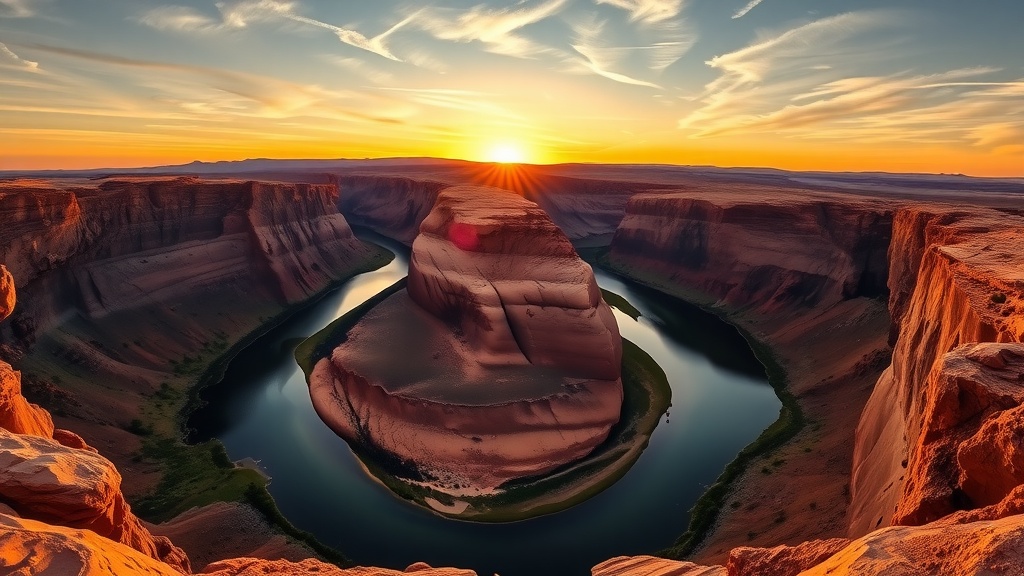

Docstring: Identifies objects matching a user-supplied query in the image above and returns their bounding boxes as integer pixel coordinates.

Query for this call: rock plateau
[308,185,623,495]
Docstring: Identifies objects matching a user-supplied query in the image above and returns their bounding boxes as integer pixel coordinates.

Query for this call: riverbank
[296,279,671,522]
[594,252,891,563]
[129,244,395,567]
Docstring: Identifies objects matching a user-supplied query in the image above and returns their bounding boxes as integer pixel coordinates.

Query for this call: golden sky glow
[0,1,1022,176]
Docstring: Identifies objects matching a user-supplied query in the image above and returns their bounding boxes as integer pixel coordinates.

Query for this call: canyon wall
[0,177,388,515]
[607,191,893,314]
[849,208,1024,534]
[334,175,449,243]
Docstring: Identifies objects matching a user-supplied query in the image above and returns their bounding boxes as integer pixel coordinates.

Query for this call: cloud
[0,41,38,69]
[676,10,1024,152]
[325,56,394,84]
[0,0,36,18]
[594,0,683,25]
[732,0,764,19]
[416,0,569,58]
[14,42,411,124]
[285,10,418,61]
[138,1,413,61]
[569,18,670,88]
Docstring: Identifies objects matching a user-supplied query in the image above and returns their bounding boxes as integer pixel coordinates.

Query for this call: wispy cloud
[678,11,1024,153]
[14,42,409,124]
[0,0,36,18]
[594,0,683,25]
[569,18,670,88]
[416,0,569,58]
[138,1,414,61]
[324,56,394,84]
[0,41,39,69]
[731,0,764,19]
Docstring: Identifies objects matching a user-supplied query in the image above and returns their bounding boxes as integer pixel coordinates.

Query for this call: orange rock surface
[0,514,183,576]
[0,361,54,438]
[0,429,189,572]
[850,208,1024,534]
[0,265,13,322]
[200,558,477,576]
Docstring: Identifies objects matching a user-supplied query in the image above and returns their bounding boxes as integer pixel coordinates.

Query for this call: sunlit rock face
[0,429,190,572]
[850,208,1024,535]
[309,186,623,496]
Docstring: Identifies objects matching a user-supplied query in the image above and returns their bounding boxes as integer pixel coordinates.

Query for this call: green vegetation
[127,244,394,565]
[133,438,266,521]
[664,329,803,559]
[601,288,643,320]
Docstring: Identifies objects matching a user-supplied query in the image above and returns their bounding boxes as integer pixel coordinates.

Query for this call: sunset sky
[1,0,1022,175]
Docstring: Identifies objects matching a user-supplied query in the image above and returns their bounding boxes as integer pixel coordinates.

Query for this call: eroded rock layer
[408,186,622,378]
[608,191,893,313]
[309,186,623,492]
[850,207,1024,535]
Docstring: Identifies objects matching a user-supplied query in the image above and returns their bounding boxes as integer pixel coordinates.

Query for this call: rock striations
[309,186,623,495]
[850,207,1024,534]
[608,190,893,314]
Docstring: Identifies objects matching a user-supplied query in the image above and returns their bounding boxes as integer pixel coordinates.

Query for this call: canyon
[0,160,1023,575]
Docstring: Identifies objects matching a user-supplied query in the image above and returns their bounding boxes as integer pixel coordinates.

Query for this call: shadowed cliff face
[608,191,893,314]
[334,175,449,244]
[850,208,1024,535]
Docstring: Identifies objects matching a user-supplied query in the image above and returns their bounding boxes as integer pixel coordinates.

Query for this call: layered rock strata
[608,191,893,313]
[309,186,623,492]
[850,208,1024,534]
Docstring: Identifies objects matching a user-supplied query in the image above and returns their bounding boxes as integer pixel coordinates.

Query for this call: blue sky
[1,0,1022,174]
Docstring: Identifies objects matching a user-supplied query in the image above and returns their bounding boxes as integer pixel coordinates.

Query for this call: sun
[484,142,527,164]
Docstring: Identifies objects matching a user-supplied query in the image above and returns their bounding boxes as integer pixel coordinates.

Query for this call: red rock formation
[595,516,1024,575]
[801,514,1024,575]
[408,186,621,378]
[0,177,380,339]
[724,539,851,576]
[0,361,54,438]
[608,191,892,314]
[0,265,13,322]
[200,558,476,575]
[850,208,1024,535]
[310,186,623,494]
[593,556,726,575]
[0,429,190,572]
[0,514,183,576]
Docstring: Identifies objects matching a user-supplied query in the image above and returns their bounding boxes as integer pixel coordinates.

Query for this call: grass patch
[133,438,268,522]
[601,288,643,320]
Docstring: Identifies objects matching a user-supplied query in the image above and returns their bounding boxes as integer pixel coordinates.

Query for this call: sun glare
[485,142,527,164]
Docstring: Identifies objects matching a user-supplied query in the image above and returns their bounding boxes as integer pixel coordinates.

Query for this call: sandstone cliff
[334,175,449,243]
[608,191,892,314]
[309,186,624,495]
[850,208,1024,534]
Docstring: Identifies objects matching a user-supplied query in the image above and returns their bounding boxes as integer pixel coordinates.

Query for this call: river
[188,231,780,576]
